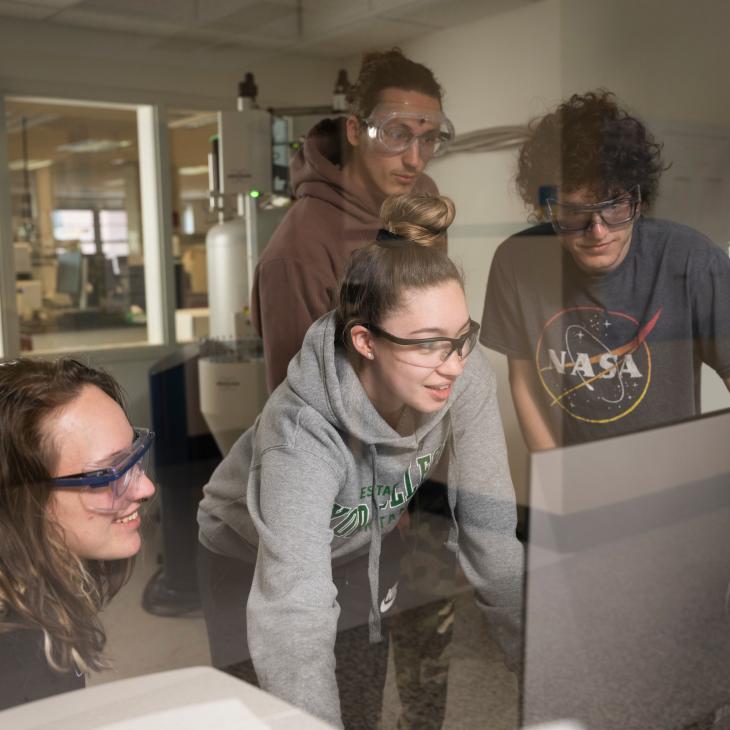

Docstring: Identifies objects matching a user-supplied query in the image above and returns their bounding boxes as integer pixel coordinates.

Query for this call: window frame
[0,95,176,358]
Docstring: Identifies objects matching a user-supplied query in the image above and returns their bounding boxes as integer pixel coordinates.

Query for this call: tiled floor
[92,513,518,729]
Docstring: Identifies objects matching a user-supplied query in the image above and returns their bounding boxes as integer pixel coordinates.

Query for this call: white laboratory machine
[198,76,271,455]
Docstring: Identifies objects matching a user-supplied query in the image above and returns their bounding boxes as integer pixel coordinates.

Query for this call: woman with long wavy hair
[0,358,155,709]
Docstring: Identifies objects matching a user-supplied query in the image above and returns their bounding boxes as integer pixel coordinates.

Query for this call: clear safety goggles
[365,320,480,369]
[545,186,641,233]
[51,428,154,514]
[362,103,455,159]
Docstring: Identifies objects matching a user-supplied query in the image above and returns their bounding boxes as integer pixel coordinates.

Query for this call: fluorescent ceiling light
[168,112,217,129]
[9,158,53,171]
[178,165,209,176]
[57,139,132,153]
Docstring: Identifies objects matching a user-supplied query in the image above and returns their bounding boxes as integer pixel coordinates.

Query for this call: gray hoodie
[198,312,523,727]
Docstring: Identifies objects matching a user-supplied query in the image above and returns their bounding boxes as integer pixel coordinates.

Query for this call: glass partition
[167,108,218,333]
[6,97,147,352]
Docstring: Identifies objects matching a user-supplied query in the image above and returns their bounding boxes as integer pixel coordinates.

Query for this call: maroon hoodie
[251,117,439,392]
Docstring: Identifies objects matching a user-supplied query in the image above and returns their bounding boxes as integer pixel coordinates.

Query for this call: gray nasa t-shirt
[481,217,730,446]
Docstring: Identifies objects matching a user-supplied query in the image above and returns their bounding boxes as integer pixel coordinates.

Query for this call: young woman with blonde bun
[198,194,523,729]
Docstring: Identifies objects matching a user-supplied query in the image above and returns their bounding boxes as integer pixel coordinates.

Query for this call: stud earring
[367,352,375,360]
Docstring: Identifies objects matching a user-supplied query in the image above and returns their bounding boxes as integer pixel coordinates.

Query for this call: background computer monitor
[522,409,730,730]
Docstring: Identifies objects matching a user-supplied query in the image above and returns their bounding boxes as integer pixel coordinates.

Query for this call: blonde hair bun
[380,194,455,247]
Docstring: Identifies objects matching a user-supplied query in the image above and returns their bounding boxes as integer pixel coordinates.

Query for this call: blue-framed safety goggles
[51,428,154,513]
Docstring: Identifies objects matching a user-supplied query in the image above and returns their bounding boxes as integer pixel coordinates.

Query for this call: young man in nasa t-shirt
[481,91,730,449]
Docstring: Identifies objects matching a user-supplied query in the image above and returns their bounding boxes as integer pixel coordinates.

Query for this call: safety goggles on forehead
[362,103,455,158]
[545,186,641,234]
[51,428,154,514]
[365,319,480,369]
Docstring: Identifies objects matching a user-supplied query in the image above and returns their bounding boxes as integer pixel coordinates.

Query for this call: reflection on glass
[167,109,218,336]
[6,98,147,352]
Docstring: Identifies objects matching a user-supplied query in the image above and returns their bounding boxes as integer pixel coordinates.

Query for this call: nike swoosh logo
[380,582,398,614]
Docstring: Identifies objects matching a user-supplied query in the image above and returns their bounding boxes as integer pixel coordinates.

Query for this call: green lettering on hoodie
[417,454,432,480]
[389,485,405,508]
[403,466,415,499]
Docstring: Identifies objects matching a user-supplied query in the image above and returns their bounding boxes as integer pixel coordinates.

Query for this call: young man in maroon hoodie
[251,48,453,392]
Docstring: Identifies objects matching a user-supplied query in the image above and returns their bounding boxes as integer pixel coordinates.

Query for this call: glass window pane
[168,108,219,337]
[6,98,148,352]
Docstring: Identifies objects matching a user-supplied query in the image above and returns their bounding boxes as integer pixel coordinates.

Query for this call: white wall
[394,0,730,497]
[402,0,562,323]
[560,0,730,127]
[560,0,730,414]
[397,0,563,500]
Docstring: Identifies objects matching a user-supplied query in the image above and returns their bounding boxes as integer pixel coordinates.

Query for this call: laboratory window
[6,98,148,353]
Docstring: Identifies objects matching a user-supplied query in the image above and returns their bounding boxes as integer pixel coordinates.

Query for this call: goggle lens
[363,105,455,159]
[378,120,452,157]
[368,321,480,368]
[547,189,640,232]
[78,451,151,514]
[51,428,154,514]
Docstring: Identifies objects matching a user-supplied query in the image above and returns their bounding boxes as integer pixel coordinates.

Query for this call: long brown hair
[0,357,134,673]
[335,193,461,351]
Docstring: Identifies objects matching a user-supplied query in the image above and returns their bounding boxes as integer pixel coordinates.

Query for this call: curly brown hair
[346,48,443,119]
[0,358,134,674]
[516,90,666,215]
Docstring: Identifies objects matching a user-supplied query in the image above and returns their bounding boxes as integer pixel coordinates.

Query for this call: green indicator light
[249,190,261,199]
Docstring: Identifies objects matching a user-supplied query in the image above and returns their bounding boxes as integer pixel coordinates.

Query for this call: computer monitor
[522,409,730,730]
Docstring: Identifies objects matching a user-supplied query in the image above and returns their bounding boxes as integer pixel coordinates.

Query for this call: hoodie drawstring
[367,444,383,643]
[446,425,460,556]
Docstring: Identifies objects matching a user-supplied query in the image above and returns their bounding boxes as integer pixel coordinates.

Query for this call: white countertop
[0,666,334,730]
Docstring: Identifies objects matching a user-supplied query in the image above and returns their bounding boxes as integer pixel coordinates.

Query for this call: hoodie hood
[291,118,380,226]
[290,117,438,227]
[286,311,453,448]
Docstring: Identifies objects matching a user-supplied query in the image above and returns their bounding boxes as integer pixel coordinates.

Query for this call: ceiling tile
[19,0,81,6]
[52,6,188,35]
[378,0,536,28]
[150,33,221,54]
[0,0,59,19]
[71,0,196,22]
[370,0,423,12]
[251,12,300,40]
[0,0,525,63]
[301,0,371,35]
[296,16,430,57]
[200,1,297,33]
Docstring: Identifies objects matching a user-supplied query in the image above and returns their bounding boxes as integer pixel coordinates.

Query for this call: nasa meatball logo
[535,306,662,424]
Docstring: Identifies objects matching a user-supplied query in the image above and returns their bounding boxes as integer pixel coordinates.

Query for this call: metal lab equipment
[200,74,271,455]
[199,338,266,455]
